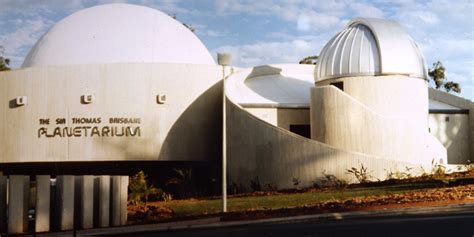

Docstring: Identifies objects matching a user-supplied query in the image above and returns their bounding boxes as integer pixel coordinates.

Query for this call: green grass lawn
[157,182,443,217]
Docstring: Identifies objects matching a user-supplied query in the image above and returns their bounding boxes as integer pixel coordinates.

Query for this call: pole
[222,65,227,213]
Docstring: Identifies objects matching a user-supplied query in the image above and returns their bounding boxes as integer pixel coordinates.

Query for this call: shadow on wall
[430,114,469,164]
[159,81,223,162]
[227,96,434,191]
[245,65,314,103]
[98,81,222,162]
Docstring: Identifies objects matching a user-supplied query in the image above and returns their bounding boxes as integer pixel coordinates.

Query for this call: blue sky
[0,0,473,100]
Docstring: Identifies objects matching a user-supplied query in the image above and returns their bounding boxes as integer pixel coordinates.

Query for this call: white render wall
[245,108,310,131]
[429,114,469,164]
[316,76,429,125]
[428,87,474,164]
[227,97,434,190]
[311,76,446,165]
[0,63,222,163]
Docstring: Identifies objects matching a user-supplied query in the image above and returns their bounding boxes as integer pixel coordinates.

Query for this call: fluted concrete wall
[246,108,310,130]
[0,175,7,233]
[317,76,428,125]
[0,63,222,163]
[227,98,431,190]
[0,175,128,234]
[311,81,446,165]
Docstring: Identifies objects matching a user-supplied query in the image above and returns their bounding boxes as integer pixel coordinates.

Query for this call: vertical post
[56,175,75,231]
[35,175,51,232]
[222,65,227,213]
[111,176,129,226]
[77,176,94,229]
[218,53,231,213]
[0,173,7,233]
[97,175,110,227]
[8,175,29,234]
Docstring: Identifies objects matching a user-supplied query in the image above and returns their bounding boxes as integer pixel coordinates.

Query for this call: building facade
[0,3,473,234]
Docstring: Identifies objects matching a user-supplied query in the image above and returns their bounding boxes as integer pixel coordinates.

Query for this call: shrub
[319,170,348,188]
[228,182,247,194]
[265,183,278,191]
[346,164,372,183]
[250,177,262,192]
[292,177,301,187]
[385,167,413,180]
[161,192,173,202]
[129,171,162,207]
[164,168,198,199]
[431,159,446,177]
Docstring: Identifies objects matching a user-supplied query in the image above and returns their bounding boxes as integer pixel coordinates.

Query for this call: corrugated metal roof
[316,17,427,81]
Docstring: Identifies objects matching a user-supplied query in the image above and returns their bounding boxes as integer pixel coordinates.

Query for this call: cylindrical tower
[310,18,446,165]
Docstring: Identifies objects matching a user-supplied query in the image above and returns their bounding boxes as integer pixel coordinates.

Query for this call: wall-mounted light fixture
[157,94,166,104]
[15,96,28,106]
[81,94,94,104]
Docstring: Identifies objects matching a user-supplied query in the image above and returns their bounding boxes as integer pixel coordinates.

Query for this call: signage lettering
[37,117,142,138]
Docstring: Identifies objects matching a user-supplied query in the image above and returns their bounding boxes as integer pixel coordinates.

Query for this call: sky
[0,0,473,100]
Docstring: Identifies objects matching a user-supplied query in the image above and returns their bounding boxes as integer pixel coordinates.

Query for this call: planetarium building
[0,3,473,234]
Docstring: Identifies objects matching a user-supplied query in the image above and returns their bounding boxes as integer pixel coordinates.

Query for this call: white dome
[316,18,427,81]
[22,4,215,67]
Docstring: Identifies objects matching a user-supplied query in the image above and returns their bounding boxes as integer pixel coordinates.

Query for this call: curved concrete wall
[0,63,222,163]
[227,97,432,190]
[316,76,428,125]
[311,80,446,165]
[245,108,310,131]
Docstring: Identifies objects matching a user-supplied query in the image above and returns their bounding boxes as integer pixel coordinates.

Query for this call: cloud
[297,15,311,31]
[396,10,438,28]
[0,0,85,16]
[212,38,325,67]
[349,2,384,18]
[136,0,191,14]
[0,17,54,67]
[214,0,345,31]
[459,84,474,102]
[0,0,472,101]
[193,23,225,37]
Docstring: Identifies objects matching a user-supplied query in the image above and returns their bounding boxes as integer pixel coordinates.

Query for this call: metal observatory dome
[22,3,215,67]
[316,17,427,81]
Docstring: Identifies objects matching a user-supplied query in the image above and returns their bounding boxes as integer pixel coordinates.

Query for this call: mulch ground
[221,184,474,221]
[128,171,474,224]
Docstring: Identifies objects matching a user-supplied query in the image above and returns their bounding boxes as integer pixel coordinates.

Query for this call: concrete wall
[246,108,310,131]
[428,88,473,164]
[429,114,469,164]
[311,76,446,165]
[316,76,429,125]
[0,175,127,234]
[227,98,433,190]
[0,63,222,163]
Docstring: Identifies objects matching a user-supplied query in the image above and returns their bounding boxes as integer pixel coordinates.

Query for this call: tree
[428,61,461,93]
[299,55,318,65]
[0,46,11,71]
